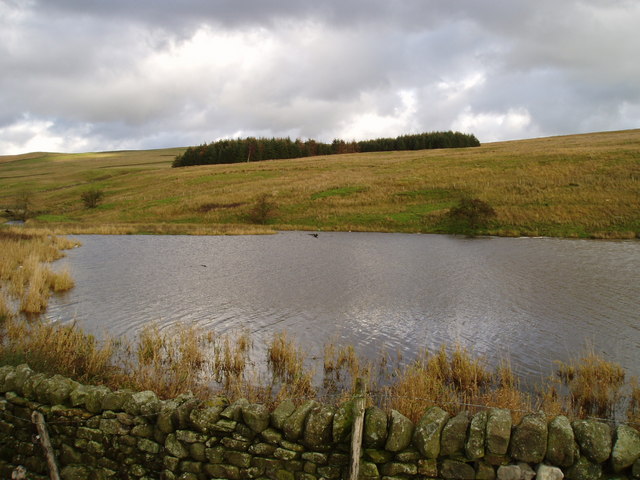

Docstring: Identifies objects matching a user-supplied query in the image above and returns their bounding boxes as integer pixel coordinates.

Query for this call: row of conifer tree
[172,131,480,167]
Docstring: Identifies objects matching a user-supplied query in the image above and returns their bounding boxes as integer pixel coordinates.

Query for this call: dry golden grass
[0,227,80,313]
[1,129,638,238]
[1,317,116,383]
[555,348,626,417]
[268,331,307,383]
[48,266,75,292]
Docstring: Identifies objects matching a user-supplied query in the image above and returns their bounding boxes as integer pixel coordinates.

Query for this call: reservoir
[46,232,640,383]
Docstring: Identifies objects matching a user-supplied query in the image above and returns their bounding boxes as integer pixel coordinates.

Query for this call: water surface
[47,232,640,382]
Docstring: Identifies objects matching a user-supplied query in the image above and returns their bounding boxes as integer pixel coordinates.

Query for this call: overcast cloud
[1,0,639,154]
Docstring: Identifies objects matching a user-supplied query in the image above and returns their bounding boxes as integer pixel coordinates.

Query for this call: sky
[1,0,639,154]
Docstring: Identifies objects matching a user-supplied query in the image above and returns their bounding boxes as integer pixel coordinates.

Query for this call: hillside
[0,130,639,238]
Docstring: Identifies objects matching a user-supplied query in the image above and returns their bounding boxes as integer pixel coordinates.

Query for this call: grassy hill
[1,130,639,238]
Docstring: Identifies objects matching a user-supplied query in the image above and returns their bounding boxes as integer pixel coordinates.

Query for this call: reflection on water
[47,232,640,383]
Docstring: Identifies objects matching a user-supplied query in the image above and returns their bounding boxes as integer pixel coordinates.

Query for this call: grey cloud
[1,0,639,153]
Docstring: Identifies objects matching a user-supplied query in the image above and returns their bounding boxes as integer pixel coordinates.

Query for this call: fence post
[31,410,60,480]
[349,377,366,480]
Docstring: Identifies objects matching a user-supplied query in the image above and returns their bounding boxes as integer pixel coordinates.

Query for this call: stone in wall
[486,408,512,456]
[440,410,470,457]
[332,399,354,443]
[413,406,449,458]
[572,419,612,464]
[510,412,547,463]
[385,409,414,452]
[363,406,387,448]
[466,410,488,460]
[611,424,640,472]
[242,402,270,433]
[566,455,604,480]
[283,399,317,441]
[303,403,334,449]
[546,414,577,467]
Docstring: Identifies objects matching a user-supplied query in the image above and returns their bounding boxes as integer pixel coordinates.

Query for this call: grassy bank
[1,129,639,238]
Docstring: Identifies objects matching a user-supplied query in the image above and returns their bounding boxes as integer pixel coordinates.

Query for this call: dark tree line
[172,131,480,167]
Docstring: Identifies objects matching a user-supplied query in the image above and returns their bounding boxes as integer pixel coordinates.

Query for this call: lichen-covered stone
[188,403,225,434]
[138,437,161,454]
[206,445,225,464]
[476,461,495,480]
[441,411,470,457]
[123,390,159,417]
[261,427,283,445]
[165,433,189,459]
[418,458,439,477]
[176,429,207,444]
[242,402,270,433]
[395,448,421,462]
[497,464,522,480]
[546,415,577,467]
[566,455,603,480]
[537,464,564,480]
[363,406,387,448]
[283,400,318,441]
[272,399,296,430]
[304,403,335,449]
[572,419,612,464]
[275,448,300,461]
[0,365,15,391]
[466,410,487,460]
[21,372,47,400]
[612,424,640,472]
[60,465,91,480]
[385,409,414,452]
[363,448,393,463]
[157,399,179,433]
[38,374,78,405]
[221,397,250,421]
[101,389,133,411]
[486,408,512,456]
[510,412,547,463]
[13,364,33,394]
[381,462,418,476]
[84,385,111,413]
[0,367,17,392]
[332,399,354,443]
[440,459,475,479]
[225,451,253,468]
[413,406,449,459]
[171,394,202,429]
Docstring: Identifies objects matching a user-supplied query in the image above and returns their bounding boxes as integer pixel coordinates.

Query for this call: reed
[1,317,116,384]
[268,331,307,383]
[555,348,626,417]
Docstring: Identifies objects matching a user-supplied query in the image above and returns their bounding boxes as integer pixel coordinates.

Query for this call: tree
[81,188,105,209]
[447,197,496,234]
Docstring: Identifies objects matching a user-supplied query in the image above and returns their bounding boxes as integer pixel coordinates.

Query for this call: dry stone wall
[1,364,639,480]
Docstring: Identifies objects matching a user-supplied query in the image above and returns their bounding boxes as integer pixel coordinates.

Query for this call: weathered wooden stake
[349,377,366,480]
[31,410,60,480]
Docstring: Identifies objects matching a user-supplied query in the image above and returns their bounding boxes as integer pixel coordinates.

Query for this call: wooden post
[349,377,366,480]
[31,410,60,480]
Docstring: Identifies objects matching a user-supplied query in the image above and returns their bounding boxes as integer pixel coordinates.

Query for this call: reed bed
[0,226,80,315]
[2,311,637,424]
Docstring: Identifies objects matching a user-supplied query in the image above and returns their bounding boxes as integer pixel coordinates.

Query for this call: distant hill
[1,129,638,238]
